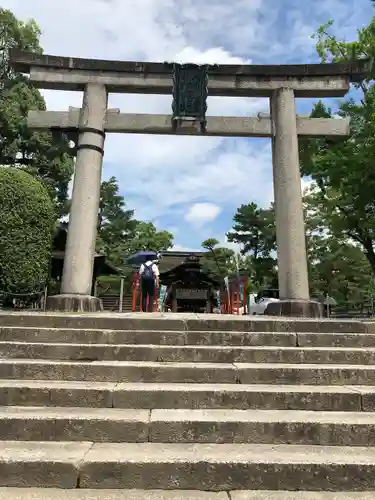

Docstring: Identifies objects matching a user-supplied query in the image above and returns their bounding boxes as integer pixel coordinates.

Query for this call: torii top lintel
[9,49,371,98]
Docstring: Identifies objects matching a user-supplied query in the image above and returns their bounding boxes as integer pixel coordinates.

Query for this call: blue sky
[3,0,373,251]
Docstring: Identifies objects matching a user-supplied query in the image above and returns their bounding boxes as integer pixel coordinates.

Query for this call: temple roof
[158,251,205,273]
[51,223,120,277]
[160,260,219,288]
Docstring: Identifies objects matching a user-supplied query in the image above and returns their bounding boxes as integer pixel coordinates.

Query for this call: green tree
[304,185,374,308]
[93,176,174,274]
[299,12,375,273]
[129,221,174,254]
[227,202,277,287]
[96,176,137,266]
[0,8,41,84]
[0,167,55,295]
[201,238,235,282]
[309,235,372,307]
[0,8,74,217]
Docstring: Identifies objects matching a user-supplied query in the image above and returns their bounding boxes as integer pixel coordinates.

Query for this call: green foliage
[304,187,373,305]
[0,8,42,85]
[0,8,74,217]
[129,221,174,254]
[312,17,375,94]
[0,167,55,294]
[95,177,174,273]
[227,203,277,288]
[96,176,137,266]
[300,13,375,274]
[309,235,373,305]
[201,238,235,282]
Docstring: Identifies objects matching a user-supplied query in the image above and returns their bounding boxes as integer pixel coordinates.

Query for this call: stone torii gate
[9,50,369,317]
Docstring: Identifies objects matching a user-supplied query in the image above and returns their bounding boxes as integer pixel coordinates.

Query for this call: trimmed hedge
[0,167,55,294]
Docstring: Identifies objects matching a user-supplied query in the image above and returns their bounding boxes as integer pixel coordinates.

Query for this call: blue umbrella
[126,250,158,266]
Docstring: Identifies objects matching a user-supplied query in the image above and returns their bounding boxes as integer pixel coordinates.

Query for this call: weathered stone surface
[113,383,361,410]
[297,332,375,348]
[2,359,375,385]
[0,407,149,442]
[0,327,298,347]
[46,295,103,313]
[0,312,369,334]
[264,300,323,318]
[233,362,375,385]
[0,489,227,499]
[2,342,375,365]
[0,380,115,407]
[149,409,375,446]
[0,441,92,488]
[3,407,375,445]
[78,442,375,490]
[29,110,351,139]
[231,492,375,499]
[4,441,375,490]
[0,379,364,410]
[1,313,375,494]
[0,360,238,383]
[9,49,369,79]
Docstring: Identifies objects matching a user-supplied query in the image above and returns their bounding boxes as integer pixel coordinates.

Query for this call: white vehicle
[248,289,280,315]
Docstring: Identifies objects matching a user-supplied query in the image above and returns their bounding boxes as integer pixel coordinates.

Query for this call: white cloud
[301,177,315,195]
[171,243,202,252]
[184,202,222,226]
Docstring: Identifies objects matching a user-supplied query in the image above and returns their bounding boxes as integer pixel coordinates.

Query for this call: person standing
[139,259,159,312]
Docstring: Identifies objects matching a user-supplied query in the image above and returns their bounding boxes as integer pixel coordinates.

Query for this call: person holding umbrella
[126,251,161,312]
[139,257,159,312]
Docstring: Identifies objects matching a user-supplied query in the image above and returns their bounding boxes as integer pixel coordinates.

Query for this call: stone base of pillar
[45,294,103,313]
[264,299,323,318]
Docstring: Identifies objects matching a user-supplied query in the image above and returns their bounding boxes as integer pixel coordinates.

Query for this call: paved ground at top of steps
[0,489,374,499]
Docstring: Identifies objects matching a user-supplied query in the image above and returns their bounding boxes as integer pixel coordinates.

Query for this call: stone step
[2,359,375,385]
[0,327,297,346]
[2,441,375,490]
[0,489,227,500]
[3,490,373,499]
[0,359,238,383]
[1,491,373,500]
[0,380,370,411]
[0,327,298,347]
[4,326,375,348]
[3,342,375,364]
[2,406,375,446]
[231,493,375,499]
[0,312,371,334]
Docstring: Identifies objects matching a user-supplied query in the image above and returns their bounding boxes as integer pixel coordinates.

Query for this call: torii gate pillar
[265,88,321,317]
[46,83,107,312]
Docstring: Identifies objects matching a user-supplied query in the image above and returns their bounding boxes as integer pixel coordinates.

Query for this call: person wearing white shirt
[139,260,160,312]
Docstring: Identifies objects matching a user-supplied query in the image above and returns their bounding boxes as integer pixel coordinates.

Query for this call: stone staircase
[1,312,375,498]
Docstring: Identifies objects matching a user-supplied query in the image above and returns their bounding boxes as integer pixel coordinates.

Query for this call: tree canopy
[0,8,74,217]
[299,9,375,274]
[201,238,236,282]
[96,176,174,270]
[227,203,277,289]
